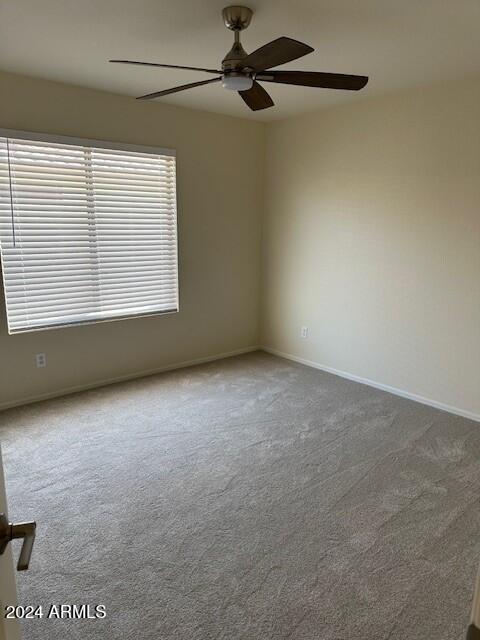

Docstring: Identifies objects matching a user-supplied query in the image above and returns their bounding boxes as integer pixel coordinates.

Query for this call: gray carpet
[0,351,479,640]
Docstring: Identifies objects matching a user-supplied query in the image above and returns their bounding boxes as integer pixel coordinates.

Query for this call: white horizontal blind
[0,133,178,333]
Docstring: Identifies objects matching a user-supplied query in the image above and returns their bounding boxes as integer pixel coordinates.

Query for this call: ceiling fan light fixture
[222,74,253,91]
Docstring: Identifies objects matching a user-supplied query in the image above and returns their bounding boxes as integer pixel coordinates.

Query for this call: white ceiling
[1,0,479,122]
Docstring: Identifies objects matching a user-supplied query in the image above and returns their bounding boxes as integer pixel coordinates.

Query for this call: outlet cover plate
[35,353,47,368]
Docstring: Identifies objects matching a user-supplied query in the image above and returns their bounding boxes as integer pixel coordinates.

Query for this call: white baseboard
[261,346,480,423]
[4,344,478,423]
[0,345,260,412]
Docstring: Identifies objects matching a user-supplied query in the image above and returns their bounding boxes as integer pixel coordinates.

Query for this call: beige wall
[262,78,480,418]
[1,71,479,419]
[0,71,264,408]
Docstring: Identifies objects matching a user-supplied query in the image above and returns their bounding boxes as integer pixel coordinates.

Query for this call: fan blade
[241,37,313,72]
[137,77,222,100]
[110,60,222,74]
[256,70,368,91]
[239,81,274,111]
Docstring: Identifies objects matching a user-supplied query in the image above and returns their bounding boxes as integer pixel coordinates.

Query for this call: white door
[0,447,21,640]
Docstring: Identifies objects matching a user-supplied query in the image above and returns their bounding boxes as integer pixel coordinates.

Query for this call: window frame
[0,128,179,334]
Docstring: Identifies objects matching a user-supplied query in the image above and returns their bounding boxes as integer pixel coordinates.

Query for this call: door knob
[0,513,36,571]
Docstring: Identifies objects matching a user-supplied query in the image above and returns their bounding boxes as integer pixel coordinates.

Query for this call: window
[0,130,178,334]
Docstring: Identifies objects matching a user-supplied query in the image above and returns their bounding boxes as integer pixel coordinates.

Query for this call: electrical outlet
[35,353,47,368]
[301,326,308,339]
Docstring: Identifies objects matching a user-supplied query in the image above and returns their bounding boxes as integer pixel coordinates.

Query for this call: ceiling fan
[110,5,368,112]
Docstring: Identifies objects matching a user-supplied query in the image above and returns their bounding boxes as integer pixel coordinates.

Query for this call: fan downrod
[221,6,253,71]
[222,6,253,32]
